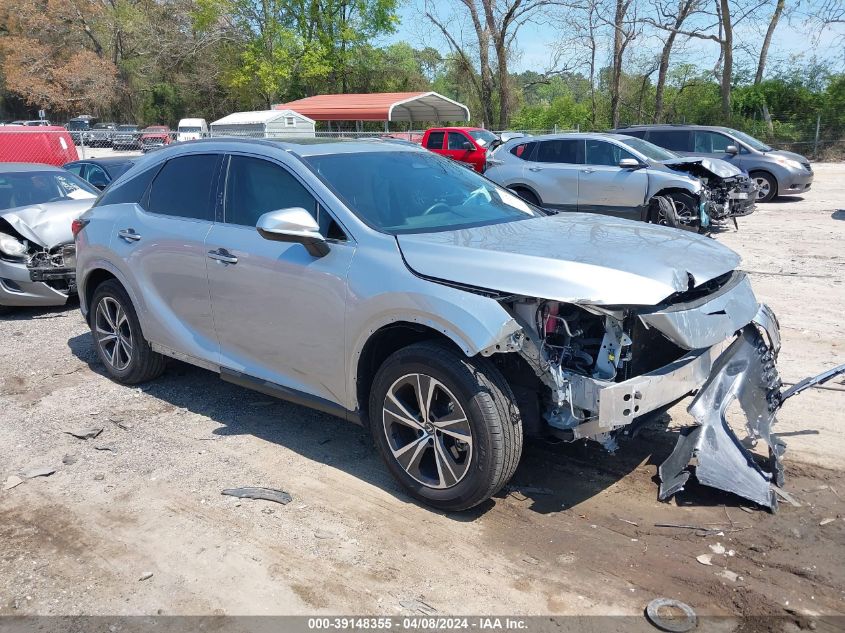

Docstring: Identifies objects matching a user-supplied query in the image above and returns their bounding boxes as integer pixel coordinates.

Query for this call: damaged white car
[75,139,843,512]
[0,164,98,313]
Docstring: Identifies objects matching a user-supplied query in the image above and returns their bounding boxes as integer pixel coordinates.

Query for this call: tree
[605,0,639,127]
[650,0,702,122]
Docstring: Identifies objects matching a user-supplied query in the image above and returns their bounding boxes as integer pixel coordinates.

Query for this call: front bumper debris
[658,307,845,511]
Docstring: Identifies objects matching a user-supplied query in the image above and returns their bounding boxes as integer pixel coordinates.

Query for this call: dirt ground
[1,164,844,627]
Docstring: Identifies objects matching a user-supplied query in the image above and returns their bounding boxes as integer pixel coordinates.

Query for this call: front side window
[724,128,772,152]
[305,150,544,235]
[535,139,579,164]
[693,131,733,153]
[447,132,473,150]
[425,131,445,149]
[147,154,219,220]
[0,171,98,211]
[224,156,317,228]
[584,140,635,166]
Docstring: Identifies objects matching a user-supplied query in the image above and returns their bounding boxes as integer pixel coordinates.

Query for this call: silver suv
[611,125,813,202]
[75,138,803,510]
[484,133,755,231]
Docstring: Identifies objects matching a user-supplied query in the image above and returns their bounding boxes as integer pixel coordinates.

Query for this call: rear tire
[750,171,777,203]
[368,341,523,511]
[509,187,541,207]
[90,279,166,384]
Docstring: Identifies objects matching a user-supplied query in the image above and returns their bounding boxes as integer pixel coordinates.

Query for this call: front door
[577,139,648,219]
[444,131,482,170]
[205,153,355,406]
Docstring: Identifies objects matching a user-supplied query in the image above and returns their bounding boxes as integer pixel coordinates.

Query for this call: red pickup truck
[421,127,499,172]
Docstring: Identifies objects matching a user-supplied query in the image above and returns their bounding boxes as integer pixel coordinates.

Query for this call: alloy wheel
[754,177,771,200]
[382,373,473,489]
[94,296,133,371]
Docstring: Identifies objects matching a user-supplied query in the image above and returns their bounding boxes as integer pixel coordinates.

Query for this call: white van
[176,118,208,142]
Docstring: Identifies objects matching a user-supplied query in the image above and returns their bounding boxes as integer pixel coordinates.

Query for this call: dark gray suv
[612,125,813,202]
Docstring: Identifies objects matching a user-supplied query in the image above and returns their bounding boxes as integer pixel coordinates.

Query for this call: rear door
[577,139,648,219]
[205,153,355,405]
[424,130,446,156]
[644,129,691,154]
[108,153,222,365]
[519,139,581,211]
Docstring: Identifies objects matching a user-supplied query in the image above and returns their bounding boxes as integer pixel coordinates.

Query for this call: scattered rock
[139,571,153,581]
[64,427,103,440]
[506,485,554,496]
[716,569,739,582]
[94,445,117,452]
[314,529,334,540]
[93,473,105,481]
[21,466,55,479]
[819,518,835,526]
[110,418,131,430]
[696,554,713,566]
[62,454,77,465]
[709,543,726,555]
[221,487,291,505]
[3,475,24,490]
[399,598,436,615]
[522,555,540,565]
[260,508,275,515]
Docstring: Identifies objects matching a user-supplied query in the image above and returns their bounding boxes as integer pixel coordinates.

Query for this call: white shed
[210,109,315,138]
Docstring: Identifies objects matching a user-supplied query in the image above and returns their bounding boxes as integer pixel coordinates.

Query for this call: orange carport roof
[274,92,470,122]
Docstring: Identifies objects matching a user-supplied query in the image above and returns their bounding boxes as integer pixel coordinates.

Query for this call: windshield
[118,125,137,131]
[0,171,98,211]
[468,129,499,147]
[619,137,678,161]
[178,126,202,133]
[725,128,772,152]
[144,127,168,133]
[305,150,543,234]
[68,121,91,130]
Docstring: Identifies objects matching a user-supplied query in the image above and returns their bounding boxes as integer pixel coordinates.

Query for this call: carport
[273,92,470,130]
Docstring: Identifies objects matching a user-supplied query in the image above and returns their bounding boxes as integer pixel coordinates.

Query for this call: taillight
[71,218,89,238]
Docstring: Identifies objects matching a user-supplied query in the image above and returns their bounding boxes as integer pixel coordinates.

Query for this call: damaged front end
[0,222,77,307]
[499,271,839,511]
[664,158,757,225]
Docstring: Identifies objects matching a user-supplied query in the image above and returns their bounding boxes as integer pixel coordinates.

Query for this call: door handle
[118,228,141,242]
[581,168,595,174]
[528,166,543,172]
[207,249,238,265]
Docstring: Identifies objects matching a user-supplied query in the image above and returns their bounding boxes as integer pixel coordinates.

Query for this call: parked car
[610,124,813,202]
[113,125,141,150]
[0,163,99,312]
[67,116,97,146]
[74,137,815,511]
[421,127,499,172]
[64,157,137,190]
[140,125,172,152]
[485,132,755,231]
[12,120,52,127]
[0,126,78,166]
[87,122,119,147]
[176,118,208,142]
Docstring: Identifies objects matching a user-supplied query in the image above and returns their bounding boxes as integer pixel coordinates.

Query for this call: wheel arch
[649,187,700,222]
[506,183,543,204]
[80,262,144,332]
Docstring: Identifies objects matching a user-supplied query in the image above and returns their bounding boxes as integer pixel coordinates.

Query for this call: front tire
[751,171,777,202]
[90,279,166,384]
[368,341,523,511]
[509,187,541,207]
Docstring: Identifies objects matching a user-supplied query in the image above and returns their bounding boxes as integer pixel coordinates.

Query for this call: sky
[383,0,844,77]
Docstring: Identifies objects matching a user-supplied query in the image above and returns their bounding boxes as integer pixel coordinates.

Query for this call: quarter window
[424,131,445,149]
[95,165,161,207]
[147,154,219,220]
[584,140,635,166]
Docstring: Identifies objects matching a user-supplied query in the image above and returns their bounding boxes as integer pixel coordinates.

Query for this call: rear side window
[425,131,445,149]
[224,156,317,227]
[94,164,161,207]
[147,154,219,220]
[535,139,579,164]
[509,142,536,160]
[647,130,690,151]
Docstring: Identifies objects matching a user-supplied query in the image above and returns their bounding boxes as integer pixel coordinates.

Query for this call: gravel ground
[1,164,844,625]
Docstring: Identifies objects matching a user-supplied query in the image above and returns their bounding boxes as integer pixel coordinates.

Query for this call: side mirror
[256,208,329,257]
[619,158,644,169]
[725,145,739,155]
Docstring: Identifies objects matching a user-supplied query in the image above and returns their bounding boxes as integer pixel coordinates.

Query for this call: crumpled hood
[661,157,744,178]
[0,199,94,248]
[397,213,741,306]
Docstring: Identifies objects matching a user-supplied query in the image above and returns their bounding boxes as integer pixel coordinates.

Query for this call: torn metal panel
[639,272,759,350]
[659,325,783,510]
[779,362,845,402]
